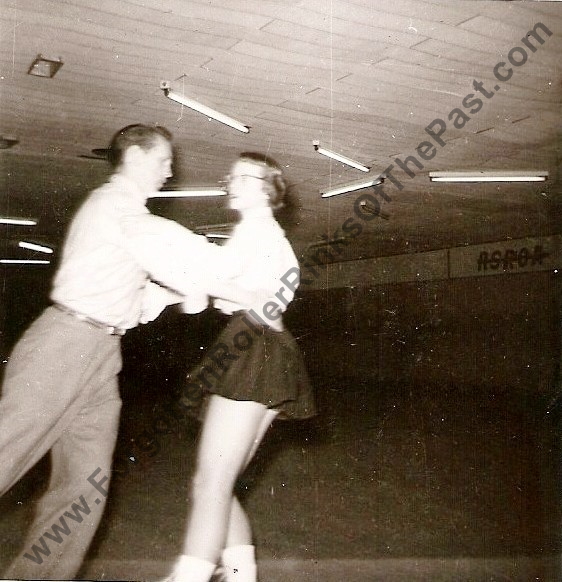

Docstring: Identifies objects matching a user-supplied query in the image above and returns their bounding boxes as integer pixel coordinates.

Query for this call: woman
[167,153,316,582]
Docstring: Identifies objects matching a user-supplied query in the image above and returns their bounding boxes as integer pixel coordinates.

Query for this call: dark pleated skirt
[182,312,316,420]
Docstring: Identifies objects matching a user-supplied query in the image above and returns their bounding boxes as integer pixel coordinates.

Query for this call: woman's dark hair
[238,152,287,211]
[107,124,172,168]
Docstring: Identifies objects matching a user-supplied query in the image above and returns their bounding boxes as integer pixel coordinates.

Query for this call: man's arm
[140,282,181,323]
[121,213,258,307]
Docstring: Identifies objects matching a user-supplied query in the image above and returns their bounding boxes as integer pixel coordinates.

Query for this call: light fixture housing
[321,176,384,198]
[28,54,63,78]
[0,217,37,226]
[160,81,250,133]
[0,259,51,265]
[359,200,390,220]
[150,188,227,198]
[0,136,18,149]
[18,241,54,254]
[313,140,370,172]
[194,223,235,240]
[203,233,231,240]
[429,171,549,182]
[78,148,110,161]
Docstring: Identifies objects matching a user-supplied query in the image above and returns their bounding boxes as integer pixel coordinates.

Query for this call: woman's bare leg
[224,408,278,547]
[182,395,275,563]
[219,407,278,581]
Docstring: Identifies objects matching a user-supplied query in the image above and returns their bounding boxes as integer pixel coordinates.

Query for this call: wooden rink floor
[1,372,560,581]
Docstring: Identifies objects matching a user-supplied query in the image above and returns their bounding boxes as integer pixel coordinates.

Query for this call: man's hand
[140,282,183,324]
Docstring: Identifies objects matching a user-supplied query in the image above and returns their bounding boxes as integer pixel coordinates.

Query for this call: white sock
[221,544,257,582]
[172,554,216,582]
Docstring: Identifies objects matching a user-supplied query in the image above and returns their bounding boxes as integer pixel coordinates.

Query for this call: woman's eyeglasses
[220,174,268,184]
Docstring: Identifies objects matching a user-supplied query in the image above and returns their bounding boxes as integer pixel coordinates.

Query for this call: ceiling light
[0,217,37,225]
[79,148,109,161]
[0,259,50,265]
[28,54,63,78]
[321,177,383,198]
[18,241,54,254]
[429,171,548,182]
[204,233,231,240]
[91,148,109,157]
[0,136,18,149]
[149,188,227,198]
[160,81,250,133]
[359,200,390,220]
[194,223,235,238]
[313,141,370,172]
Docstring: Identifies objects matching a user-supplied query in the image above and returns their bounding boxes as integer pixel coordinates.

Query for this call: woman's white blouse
[214,207,300,316]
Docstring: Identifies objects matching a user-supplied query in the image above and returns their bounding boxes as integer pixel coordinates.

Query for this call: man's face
[133,136,173,193]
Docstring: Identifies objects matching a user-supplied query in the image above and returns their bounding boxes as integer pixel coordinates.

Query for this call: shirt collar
[239,206,275,222]
[110,174,149,207]
[233,206,282,239]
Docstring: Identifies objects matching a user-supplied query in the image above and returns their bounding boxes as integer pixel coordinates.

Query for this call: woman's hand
[212,283,286,332]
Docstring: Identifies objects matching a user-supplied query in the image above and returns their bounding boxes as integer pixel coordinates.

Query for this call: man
[0,124,242,579]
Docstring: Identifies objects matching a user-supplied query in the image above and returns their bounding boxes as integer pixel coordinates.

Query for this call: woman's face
[226,160,270,211]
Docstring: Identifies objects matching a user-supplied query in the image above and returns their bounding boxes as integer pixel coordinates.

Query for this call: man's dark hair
[107,124,172,168]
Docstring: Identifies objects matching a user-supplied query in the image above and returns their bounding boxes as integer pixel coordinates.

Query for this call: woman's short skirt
[183,312,316,420]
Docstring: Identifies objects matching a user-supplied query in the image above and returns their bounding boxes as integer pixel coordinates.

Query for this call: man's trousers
[0,306,122,579]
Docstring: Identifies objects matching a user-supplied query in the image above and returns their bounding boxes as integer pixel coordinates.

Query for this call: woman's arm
[120,213,284,330]
[206,279,262,308]
[204,277,283,332]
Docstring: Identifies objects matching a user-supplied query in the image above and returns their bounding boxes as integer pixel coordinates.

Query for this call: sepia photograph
[0,1,561,580]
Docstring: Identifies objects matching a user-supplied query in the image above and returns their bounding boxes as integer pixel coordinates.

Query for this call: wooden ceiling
[0,0,560,262]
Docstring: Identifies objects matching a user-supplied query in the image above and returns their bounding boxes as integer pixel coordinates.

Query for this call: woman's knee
[190,461,238,501]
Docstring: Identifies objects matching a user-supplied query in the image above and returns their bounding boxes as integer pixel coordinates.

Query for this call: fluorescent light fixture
[429,171,548,182]
[79,148,110,161]
[321,177,383,198]
[0,217,37,225]
[313,140,370,172]
[195,222,235,239]
[150,188,227,198]
[359,200,390,220]
[19,241,54,254]
[160,81,250,133]
[0,136,18,149]
[0,259,50,265]
[204,233,231,239]
[28,54,63,78]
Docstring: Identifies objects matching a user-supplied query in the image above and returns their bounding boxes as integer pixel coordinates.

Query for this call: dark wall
[0,265,55,366]
[288,271,561,396]
[1,268,560,400]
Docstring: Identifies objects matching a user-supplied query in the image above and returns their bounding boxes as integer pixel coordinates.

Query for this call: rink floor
[1,368,560,581]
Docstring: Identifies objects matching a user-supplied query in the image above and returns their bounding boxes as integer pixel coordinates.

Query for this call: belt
[53,303,126,336]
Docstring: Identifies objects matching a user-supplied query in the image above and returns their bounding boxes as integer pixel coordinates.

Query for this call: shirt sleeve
[139,281,186,324]
[120,213,225,297]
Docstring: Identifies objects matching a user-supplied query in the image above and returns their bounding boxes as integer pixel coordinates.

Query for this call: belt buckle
[106,325,125,336]
[54,303,125,335]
